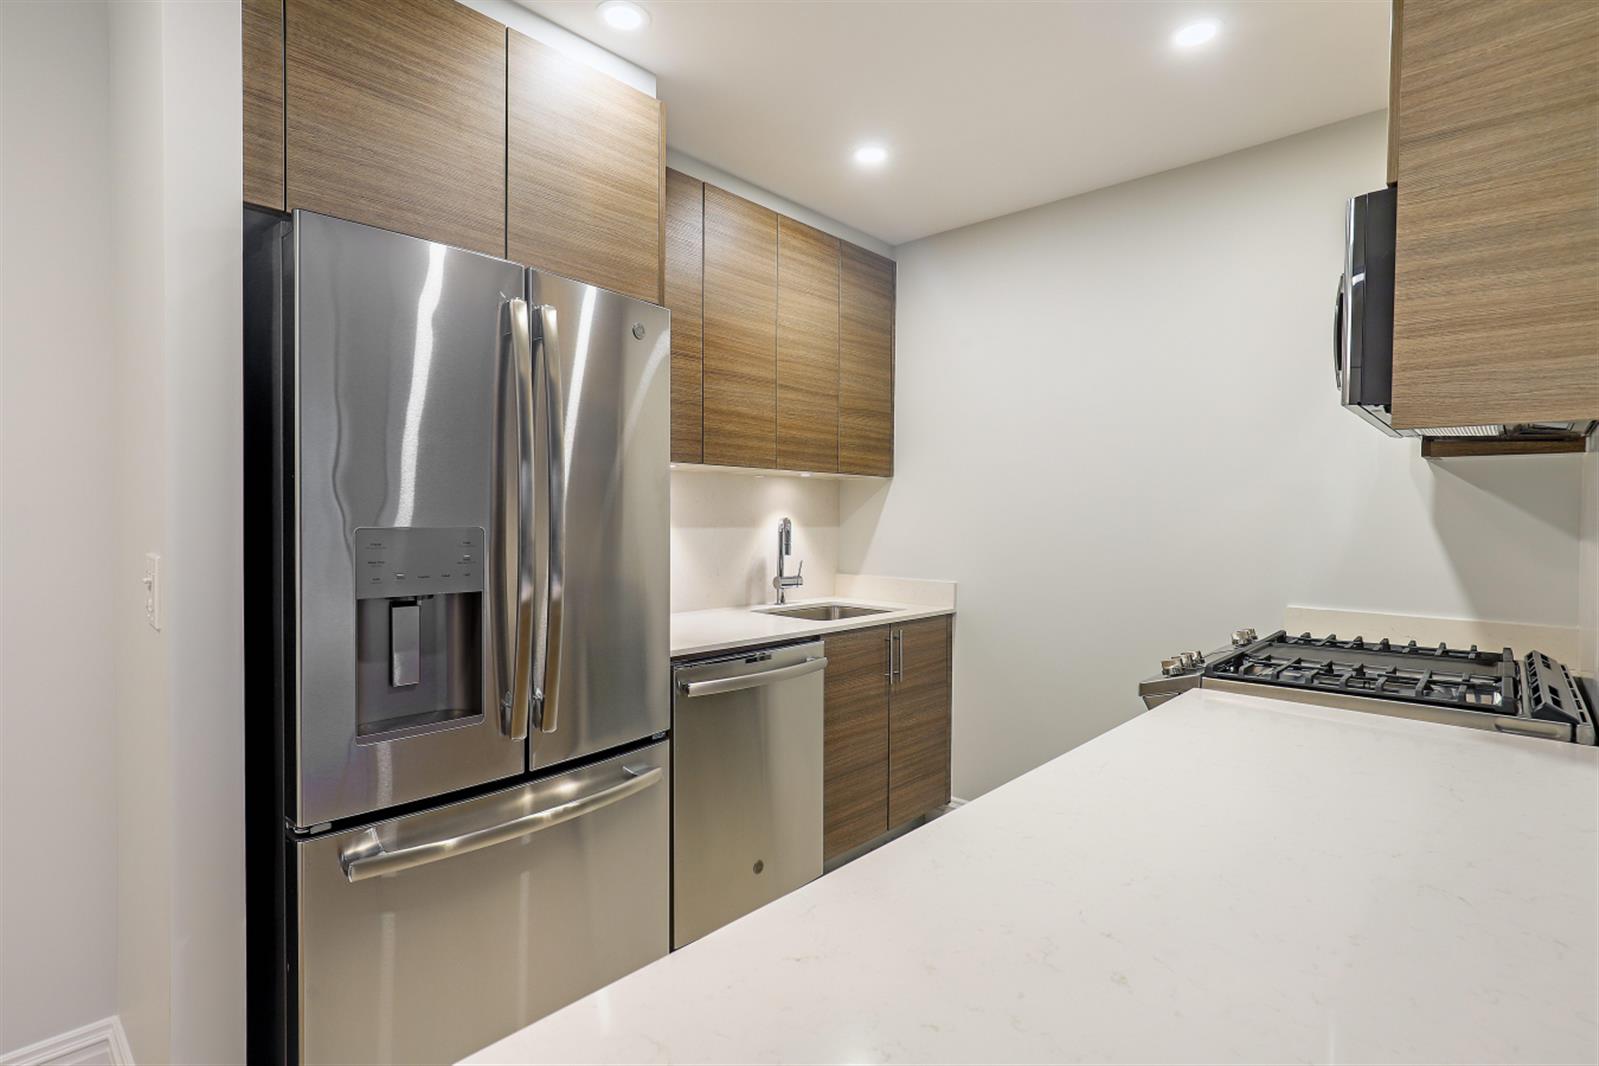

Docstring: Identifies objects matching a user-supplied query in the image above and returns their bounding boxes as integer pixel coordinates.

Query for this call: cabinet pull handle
[885,632,894,681]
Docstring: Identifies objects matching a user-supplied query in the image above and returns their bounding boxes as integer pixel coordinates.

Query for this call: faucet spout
[773,517,804,604]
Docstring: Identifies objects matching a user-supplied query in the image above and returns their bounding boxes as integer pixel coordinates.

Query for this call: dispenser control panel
[353,526,485,600]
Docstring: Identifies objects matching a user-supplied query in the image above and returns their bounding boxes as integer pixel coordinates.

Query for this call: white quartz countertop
[671,598,954,659]
[463,687,1599,1065]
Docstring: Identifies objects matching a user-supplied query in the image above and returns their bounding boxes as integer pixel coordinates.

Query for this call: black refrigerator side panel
[244,204,296,1065]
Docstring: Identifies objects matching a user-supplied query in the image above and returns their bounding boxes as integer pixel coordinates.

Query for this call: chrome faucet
[773,517,804,604]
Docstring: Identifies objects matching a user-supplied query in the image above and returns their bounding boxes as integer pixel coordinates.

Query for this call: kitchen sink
[759,604,891,621]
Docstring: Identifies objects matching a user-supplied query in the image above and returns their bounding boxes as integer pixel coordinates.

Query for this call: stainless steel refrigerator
[244,208,670,1065]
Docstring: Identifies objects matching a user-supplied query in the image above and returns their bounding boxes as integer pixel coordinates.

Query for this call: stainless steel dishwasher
[672,639,827,947]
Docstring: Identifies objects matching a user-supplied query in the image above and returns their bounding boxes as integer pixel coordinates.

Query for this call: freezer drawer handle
[337,764,664,883]
[677,656,828,698]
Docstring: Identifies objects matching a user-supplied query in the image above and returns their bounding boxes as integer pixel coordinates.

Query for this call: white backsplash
[670,470,840,612]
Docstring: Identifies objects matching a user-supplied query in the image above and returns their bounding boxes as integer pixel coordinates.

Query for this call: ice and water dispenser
[353,526,485,737]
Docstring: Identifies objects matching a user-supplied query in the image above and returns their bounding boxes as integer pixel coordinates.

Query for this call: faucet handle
[795,560,804,578]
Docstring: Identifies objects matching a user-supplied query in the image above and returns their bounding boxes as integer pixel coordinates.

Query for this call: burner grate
[1208,631,1517,714]
[1277,631,1502,666]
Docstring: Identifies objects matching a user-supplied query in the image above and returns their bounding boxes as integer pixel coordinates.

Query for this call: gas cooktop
[1139,629,1595,745]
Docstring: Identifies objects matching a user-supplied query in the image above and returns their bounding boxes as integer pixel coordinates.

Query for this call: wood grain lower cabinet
[838,244,895,476]
[507,31,663,302]
[243,0,284,210]
[665,170,705,464]
[1390,0,1599,428]
[284,0,506,257]
[822,616,952,861]
[887,616,952,826]
[823,627,891,859]
[702,186,779,468]
[778,218,841,472]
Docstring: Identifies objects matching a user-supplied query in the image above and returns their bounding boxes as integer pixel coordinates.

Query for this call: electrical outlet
[142,552,161,631]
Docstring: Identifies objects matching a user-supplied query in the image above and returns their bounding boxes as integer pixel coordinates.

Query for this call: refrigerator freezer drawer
[294,741,669,1065]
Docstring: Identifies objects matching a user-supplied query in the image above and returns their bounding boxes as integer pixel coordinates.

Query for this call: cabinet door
[702,186,778,468]
[508,31,663,302]
[285,0,506,256]
[839,243,895,476]
[823,626,891,860]
[243,0,284,209]
[777,218,840,472]
[665,169,704,463]
[889,616,950,827]
[1390,0,1599,428]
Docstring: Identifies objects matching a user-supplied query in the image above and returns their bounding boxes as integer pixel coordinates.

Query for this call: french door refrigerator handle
[492,299,536,742]
[337,764,664,882]
[532,301,565,735]
[677,656,829,698]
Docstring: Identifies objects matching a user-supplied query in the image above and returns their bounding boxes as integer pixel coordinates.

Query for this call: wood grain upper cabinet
[839,243,895,476]
[508,31,663,302]
[284,0,506,256]
[823,626,891,860]
[777,219,841,472]
[243,0,284,210]
[1389,0,1599,428]
[702,186,779,469]
[665,170,705,464]
[661,178,896,475]
[888,616,951,827]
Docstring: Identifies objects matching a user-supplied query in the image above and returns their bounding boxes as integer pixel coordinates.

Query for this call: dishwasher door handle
[678,656,828,698]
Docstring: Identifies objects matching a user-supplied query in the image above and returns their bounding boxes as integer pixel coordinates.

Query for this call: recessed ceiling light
[853,143,888,169]
[598,1,649,31]
[1172,18,1219,50]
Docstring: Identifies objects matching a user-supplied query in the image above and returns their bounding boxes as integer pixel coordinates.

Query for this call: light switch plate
[142,552,161,631]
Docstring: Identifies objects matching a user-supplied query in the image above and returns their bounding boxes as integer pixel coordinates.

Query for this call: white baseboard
[0,1017,133,1066]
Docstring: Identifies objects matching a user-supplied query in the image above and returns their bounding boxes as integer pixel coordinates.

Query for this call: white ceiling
[522,1,1391,246]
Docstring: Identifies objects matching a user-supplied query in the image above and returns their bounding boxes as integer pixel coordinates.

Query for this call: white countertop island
[463,688,1599,1065]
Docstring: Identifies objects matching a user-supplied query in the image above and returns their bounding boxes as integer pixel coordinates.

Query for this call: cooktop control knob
[1231,628,1258,647]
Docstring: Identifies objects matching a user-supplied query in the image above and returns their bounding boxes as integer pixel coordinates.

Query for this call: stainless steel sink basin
[760,604,890,622]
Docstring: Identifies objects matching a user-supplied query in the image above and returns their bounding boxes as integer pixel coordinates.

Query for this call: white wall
[2,3,244,1061]
[0,1,120,1051]
[840,111,1586,799]
[157,3,245,1060]
[107,4,176,1059]
[670,471,839,612]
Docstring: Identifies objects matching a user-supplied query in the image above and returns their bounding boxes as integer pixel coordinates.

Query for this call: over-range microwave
[1334,185,1593,441]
